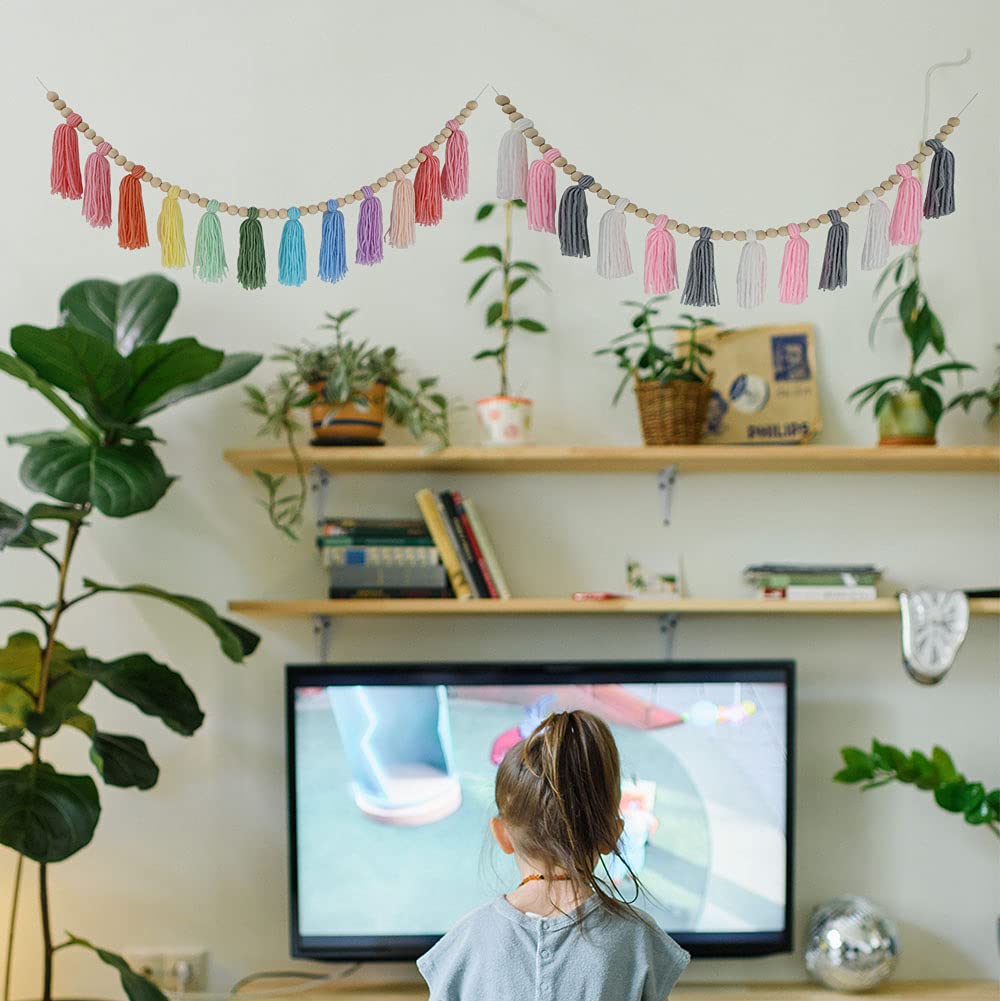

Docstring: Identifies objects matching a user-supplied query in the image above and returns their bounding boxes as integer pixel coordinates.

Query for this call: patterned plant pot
[309,380,387,444]
[878,390,936,446]
[476,396,533,446]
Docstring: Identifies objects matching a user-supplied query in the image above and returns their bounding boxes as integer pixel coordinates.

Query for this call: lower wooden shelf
[227,597,1000,618]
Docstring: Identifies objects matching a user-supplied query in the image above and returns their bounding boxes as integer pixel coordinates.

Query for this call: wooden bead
[531,136,545,146]
[430,140,440,151]
[177,189,188,199]
[906,159,918,170]
[433,134,445,145]
[778,225,789,237]
[123,160,135,172]
[345,194,355,204]
[108,148,119,158]
[441,127,453,138]
[238,207,248,218]
[510,112,524,122]
[84,128,96,139]
[267,208,278,219]
[150,176,161,187]
[734,230,746,242]
[501,104,515,114]
[920,143,933,155]
[722,230,734,241]
[588,182,601,193]
[625,203,637,214]
[61,107,72,118]
[857,194,869,207]
[818,214,830,225]
[114,155,127,166]
[847,201,859,212]
[914,152,927,164]
[226,205,238,216]
[308,204,319,214]
[636,208,649,219]
[539,143,552,153]
[597,188,610,199]
[353,189,363,200]
[947,116,960,127]
[466,100,478,110]
[278,208,288,219]
[198,197,208,208]
[46,91,58,102]
[888,174,901,185]
[53,99,66,110]
[415,153,427,163]
[553,156,567,167]
[523,128,538,139]
[408,157,420,168]
[337,197,346,207]
[570,170,583,181]
[941,124,954,134]
[676,223,690,234]
[934,132,948,142]
[76,121,88,133]
[766,227,778,238]
[562,164,574,175]
[710,229,722,239]
[494,95,509,106]
[457,109,470,119]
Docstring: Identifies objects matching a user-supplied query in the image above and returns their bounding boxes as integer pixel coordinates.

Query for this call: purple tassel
[356,186,383,265]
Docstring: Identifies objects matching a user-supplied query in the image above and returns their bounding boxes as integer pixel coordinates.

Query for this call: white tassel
[496,119,533,200]
[736,225,767,308]
[596,196,632,278]
[860,189,891,271]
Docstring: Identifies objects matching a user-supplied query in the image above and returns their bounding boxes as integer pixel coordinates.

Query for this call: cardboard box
[696,323,821,444]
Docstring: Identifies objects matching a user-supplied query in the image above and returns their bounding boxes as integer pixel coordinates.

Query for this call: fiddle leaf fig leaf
[65,937,169,1001]
[89,732,159,790]
[0,501,57,550]
[136,352,261,418]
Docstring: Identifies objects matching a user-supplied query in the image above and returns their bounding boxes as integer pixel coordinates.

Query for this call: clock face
[899,591,970,685]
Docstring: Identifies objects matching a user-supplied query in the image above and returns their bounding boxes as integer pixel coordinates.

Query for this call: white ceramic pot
[476,396,533,446]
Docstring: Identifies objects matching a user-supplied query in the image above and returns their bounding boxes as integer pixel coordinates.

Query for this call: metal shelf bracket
[657,464,678,525]
[313,614,333,663]
[659,613,679,660]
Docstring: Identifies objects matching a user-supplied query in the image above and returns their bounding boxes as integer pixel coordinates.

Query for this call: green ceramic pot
[878,390,936,445]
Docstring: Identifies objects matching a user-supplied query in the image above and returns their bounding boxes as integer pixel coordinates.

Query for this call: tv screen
[286,661,794,960]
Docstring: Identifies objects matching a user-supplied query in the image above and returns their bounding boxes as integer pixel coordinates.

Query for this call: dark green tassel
[237,207,266,290]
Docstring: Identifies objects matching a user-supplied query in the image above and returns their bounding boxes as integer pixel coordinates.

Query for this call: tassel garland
[387,169,416,249]
[596,197,632,278]
[82,141,113,228]
[735,226,767,308]
[117,165,149,250]
[526,148,561,234]
[414,145,443,226]
[496,118,533,200]
[680,227,719,307]
[356,186,383,265]
[278,207,307,286]
[643,215,678,295]
[237,207,266,290]
[318,198,348,283]
[923,139,955,219]
[860,190,890,271]
[441,119,469,201]
[818,209,848,291]
[778,224,809,304]
[50,113,84,199]
[558,174,595,258]
[193,200,227,283]
[156,185,188,268]
[889,164,921,245]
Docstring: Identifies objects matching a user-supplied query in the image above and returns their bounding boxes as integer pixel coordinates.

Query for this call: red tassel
[82,142,113,228]
[441,120,469,201]
[50,112,83,199]
[414,145,442,226]
[118,164,149,250]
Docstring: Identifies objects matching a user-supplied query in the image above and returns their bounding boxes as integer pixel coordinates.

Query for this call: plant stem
[39,865,52,1001]
[2,854,24,1001]
[498,200,513,398]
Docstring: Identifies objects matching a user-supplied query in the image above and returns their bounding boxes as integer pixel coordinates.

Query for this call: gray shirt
[417,895,690,1001]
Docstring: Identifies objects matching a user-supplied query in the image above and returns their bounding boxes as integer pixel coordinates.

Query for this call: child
[417,710,690,1000]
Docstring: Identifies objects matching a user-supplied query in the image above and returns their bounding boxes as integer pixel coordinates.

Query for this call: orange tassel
[118,164,149,250]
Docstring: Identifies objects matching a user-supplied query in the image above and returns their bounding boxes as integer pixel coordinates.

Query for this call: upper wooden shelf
[224,444,999,475]
[228,597,1000,618]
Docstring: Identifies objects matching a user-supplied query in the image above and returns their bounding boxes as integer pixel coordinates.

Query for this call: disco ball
[805,896,899,992]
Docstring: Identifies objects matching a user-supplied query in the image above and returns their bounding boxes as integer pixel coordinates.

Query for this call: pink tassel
[387,168,416,249]
[414,145,442,226]
[441,119,469,201]
[82,141,113,228]
[778,223,809,305]
[644,215,678,294]
[889,163,922,246]
[526,148,560,233]
[50,112,83,199]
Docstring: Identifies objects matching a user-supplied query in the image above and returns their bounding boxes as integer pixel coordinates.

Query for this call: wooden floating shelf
[228,597,1000,618]
[224,444,1000,476]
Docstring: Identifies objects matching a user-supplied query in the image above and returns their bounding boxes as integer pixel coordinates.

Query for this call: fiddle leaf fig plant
[0,275,261,1001]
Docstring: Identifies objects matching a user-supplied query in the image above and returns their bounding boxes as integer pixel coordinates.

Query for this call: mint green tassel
[237,207,266,290]
[193,200,227,283]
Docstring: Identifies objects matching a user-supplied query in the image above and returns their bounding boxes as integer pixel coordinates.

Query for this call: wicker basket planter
[634,376,714,445]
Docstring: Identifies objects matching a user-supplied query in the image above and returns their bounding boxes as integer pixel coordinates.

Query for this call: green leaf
[120,338,224,418]
[507,276,528,296]
[473,349,502,361]
[931,746,958,784]
[960,782,987,823]
[926,309,946,354]
[872,740,909,774]
[934,780,969,813]
[867,287,904,347]
[67,937,169,1001]
[510,261,540,272]
[80,580,259,662]
[463,245,503,263]
[840,747,875,777]
[75,654,204,736]
[59,275,179,354]
[89,732,159,789]
[898,281,920,330]
[516,319,547,332]
[20,441,174,518]
[475,203,495,221]
[0,351,99,444]
[0,633,90,731]
[0,501,57,550]
[133,352,261,418]
[917,383,943,425]
[467,269,496,302]
[833,765,874,784]
[485,302,503,327]
[0,763,100,862]
[0,728,23,744]
[910,750,939,789]
[910,304,934,364]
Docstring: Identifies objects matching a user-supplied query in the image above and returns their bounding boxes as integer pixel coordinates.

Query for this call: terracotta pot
[878,390,936,446]
[476,396,533,446]
[309,380,387,444]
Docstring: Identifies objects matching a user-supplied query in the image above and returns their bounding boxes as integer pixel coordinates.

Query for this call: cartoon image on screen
[294,677,787,942]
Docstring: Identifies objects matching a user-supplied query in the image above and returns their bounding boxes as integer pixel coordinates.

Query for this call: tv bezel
[286,659,795,961]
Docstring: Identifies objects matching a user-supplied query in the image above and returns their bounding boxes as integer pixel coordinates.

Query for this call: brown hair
[494,709,643,922]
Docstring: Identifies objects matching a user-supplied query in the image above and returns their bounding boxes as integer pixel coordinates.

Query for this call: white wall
[1,0,998,993]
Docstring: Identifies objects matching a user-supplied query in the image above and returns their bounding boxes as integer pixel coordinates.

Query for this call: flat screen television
[286,660,794,961]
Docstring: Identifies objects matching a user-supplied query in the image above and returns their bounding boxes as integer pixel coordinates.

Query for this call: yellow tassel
[157,185,188,268]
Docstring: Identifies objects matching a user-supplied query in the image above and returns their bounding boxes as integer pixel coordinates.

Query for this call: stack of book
[318,493,511,601]
[745,563,882,601]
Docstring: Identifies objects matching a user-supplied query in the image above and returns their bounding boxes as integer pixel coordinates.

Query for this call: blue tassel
[318,199,347,283]
[278,207,307,287]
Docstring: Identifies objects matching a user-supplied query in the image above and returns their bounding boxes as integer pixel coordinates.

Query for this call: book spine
[415,489,472,600]
[328,587,450,599]
[437,492,487,598]
[784,585,878,601]
[320,520,428,537]
[322,546,440,568]
[463,498,511,599]
[450,491,498,599]
[317,535,434,547]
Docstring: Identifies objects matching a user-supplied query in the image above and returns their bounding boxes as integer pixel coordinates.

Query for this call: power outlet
[126,950,208,992]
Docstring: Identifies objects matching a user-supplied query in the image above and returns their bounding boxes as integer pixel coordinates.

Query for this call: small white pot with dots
[476,396,533,447]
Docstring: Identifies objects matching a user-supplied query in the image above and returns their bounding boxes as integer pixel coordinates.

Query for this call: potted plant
[596,298,717,445]
[464,200,548,446]
[849,252,975,445]
[245,309,452,538]
[0,275,261,1001]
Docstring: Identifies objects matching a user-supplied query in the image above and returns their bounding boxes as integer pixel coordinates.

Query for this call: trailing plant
[245,309,451,538]
[946,346,999,424]
[848,250,975,425]
[834,739,999,839]
[464,200,548,397]
[0,275,261,1001]
[596,298,717,403]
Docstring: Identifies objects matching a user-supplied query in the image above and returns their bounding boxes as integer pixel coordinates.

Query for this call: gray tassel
[923,139,955,218]
[819,209,849,291]
[558,174,595,257]
[680,227,719,307]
